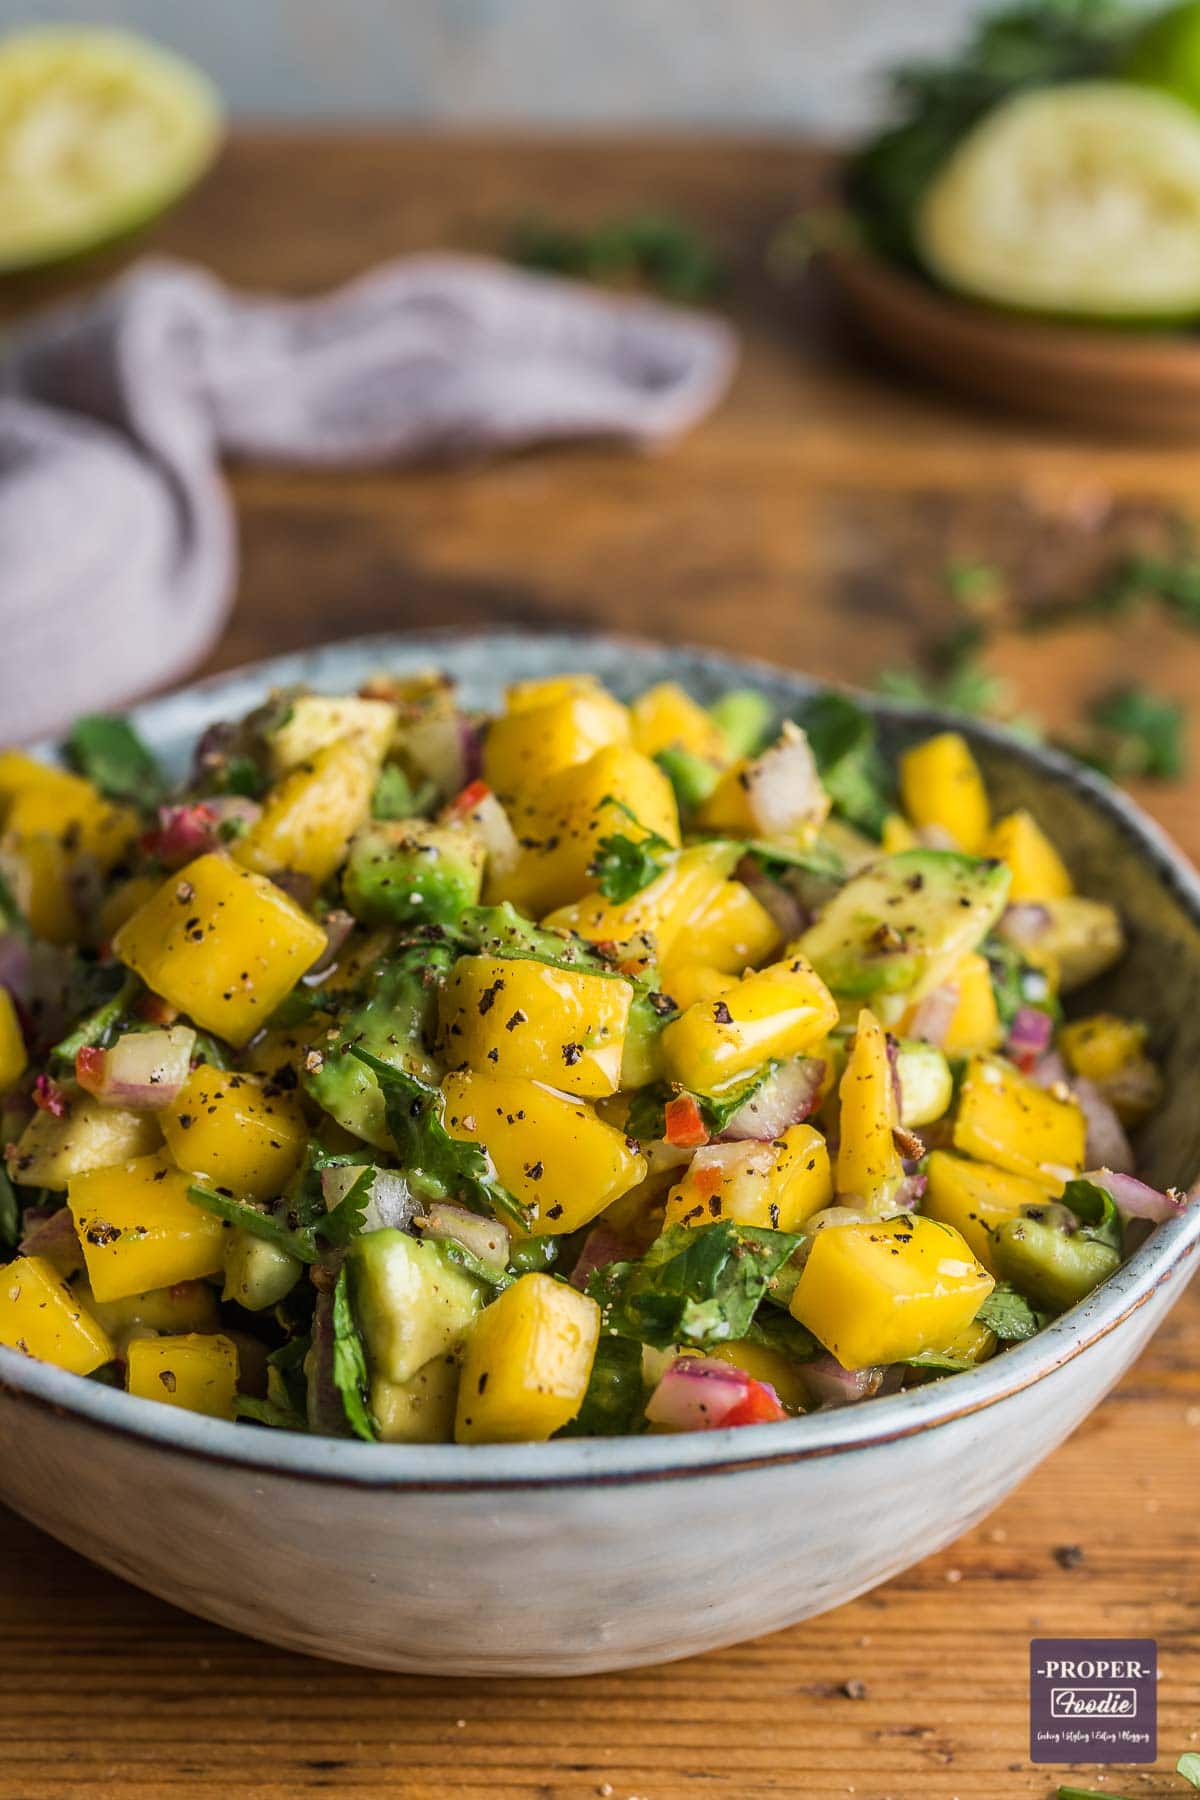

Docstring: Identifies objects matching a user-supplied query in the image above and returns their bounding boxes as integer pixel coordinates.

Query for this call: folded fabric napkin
[0,253,737,742]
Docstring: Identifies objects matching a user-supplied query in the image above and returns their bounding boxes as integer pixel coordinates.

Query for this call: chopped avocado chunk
[343,820,484,927]
[303,945,448,1148]
[222,1229,302,1311]
[349,1228,486,1384]
[800,849,1010,1001]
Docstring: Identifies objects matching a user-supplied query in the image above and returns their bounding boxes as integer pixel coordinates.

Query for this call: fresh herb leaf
[48,972,138,1065]
[0,868,30,941]
[64,714,164,806]
[189,1184,317,1262]
[902,1347,978,1374]
[1177,1753,1200,1789]
[0,1166,19,1250]
[556,1336,647,1437]
[331,1263,378,1442]
[190,1029,234,1071]
[624,1066,775,1144]
[371,763,419,821]
[975,1281,1048,1342]
[742,1305,818,1362]
[215,753,266,799]
[798,693,892,837]
[589,1221,801,1350]
[1060,1176,1124,1253]
[588,812,672,903]
[510,211,723,302]
[235,1394,307,1431]
[187,1158,373,1265]
[346,1046,528,1230]
[983,933,1057,1033]
[1077,684,1186,781]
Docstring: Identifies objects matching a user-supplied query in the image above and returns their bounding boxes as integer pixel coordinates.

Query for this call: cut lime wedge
[0,27,222,273]
[916,81,1200,323]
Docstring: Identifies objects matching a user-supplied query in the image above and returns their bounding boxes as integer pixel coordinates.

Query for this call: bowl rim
[5,624,1200,1491]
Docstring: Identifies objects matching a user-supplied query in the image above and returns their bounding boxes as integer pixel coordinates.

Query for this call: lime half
[0,27,222,272]
[916,81,1200,323]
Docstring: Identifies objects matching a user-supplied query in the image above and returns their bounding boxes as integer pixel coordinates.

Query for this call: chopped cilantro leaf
[331,1264,378,1443]
[64,714,164,805]
[589,1221,801,1350]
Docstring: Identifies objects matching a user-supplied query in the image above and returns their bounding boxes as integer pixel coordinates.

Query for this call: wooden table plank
[3,132,1200,1800]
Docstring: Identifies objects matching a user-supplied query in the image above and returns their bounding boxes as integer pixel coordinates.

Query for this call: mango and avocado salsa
[0,675,1184,1442]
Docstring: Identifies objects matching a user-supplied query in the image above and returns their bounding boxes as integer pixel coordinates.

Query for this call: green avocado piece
[343,821,485,928]
[304,947,448,1149]
[991,1210,1120,1312]
[349,1229,485,1384]
[799,849,1011,1000]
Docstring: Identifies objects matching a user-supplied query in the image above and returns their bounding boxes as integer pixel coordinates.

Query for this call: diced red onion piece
[418,1201,510,1277]
[321,1164,416,1233]
[18,1204,82,1269]
[0,934,33,1007]
[301,909,356,985]
[570,1224,638,1291]
[722,1057,825,1141]
[916,825,958,851]
[645,1357,751,1431]
[742,724,826,838]
[894,1170,928,1209]
[802,1355,888,1408]
[734,857,807,939]
[1030,1051,1069,1091]
[32,1074,68,1117]
[907,982,959,1050]
[76,1025,196,1109]
[458,718,484,786]
[1000,903,1053,949]
[1006,1005,1053,1073]
[1074,1079,1135,1175]
[1088,1167,1186,1224]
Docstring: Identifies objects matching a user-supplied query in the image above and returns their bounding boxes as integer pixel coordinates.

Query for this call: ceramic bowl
[3,630,1199,1677]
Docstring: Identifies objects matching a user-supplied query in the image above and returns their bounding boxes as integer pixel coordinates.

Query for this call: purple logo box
[1030,1639,1157,1764]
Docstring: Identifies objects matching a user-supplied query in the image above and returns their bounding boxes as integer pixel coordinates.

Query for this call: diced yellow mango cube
[682,879,782,974]
[491,744,680,917]
[630,682,728,762]
[940,952,1002,1057]
[442,1069,646,1235]
[455,1272,600,1443]
[881,812,918,854]
[835,1008,904,1212]
[438,953,631,1098]
[113,853,327,1044]
[126,1332,239,1420]
[483,683,630,800]
[707,1338,807,1411]
[545,841,737,961]
[0,755,137,871]
[953,1054,1085,1192]
[372,1351,460,1444]
[790,1215,994,1369]
[658,962,735,1010]
[0,988,26,1092]
[1059,1014,1148,1084]
[234,736,376,885]
[85,1279,221,1348]
[923,1148,1050,1273]
[899,732,989,853]
[985,809,1073,901]
[267,694,397,776]
[0,1255,114,1375]
[96,873,163,943]
[68,1151,228,1302]
[504,674,618,714]
[661,950,837,1095]
[663,1123,831,1233]
[6,1092,160,1188]
[0,832,78,944]
[161,1068,308,1200]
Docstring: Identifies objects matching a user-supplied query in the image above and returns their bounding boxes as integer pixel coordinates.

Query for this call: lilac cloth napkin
[0,254,737,742]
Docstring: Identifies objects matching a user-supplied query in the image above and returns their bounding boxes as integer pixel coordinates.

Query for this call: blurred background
[1,0,1059,132]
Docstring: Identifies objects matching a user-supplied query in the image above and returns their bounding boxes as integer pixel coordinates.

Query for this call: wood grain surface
[2,133,1200,1800]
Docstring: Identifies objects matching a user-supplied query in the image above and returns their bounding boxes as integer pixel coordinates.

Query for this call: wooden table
[3,133,1200,1800]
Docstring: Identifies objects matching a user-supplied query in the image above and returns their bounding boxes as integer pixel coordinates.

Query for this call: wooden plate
[824,243,1200,437]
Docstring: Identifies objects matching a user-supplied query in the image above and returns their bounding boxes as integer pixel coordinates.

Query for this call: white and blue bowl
[3,630,1199,1675]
